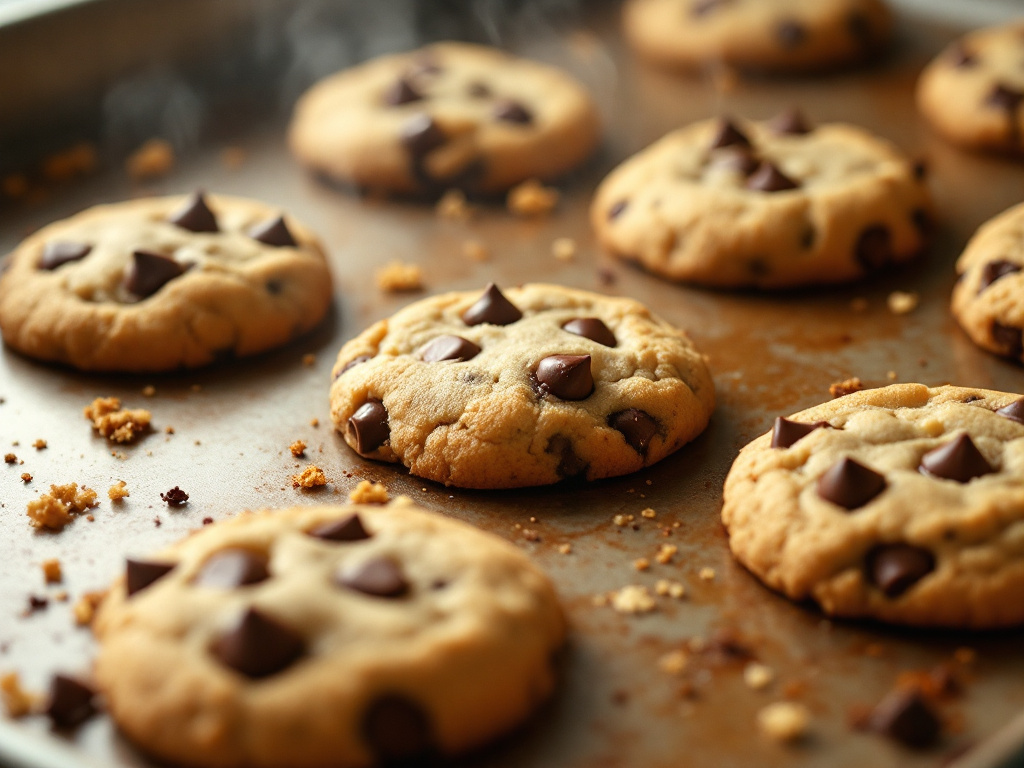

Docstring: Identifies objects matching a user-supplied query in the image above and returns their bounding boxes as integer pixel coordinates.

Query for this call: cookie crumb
[349,479,389,504]
[289,440,307,458]
[830,377,863,398]
[20,473,31,483]
[655,579,686,599]
[887,291,919,315]
[141,385,156,397]
[26,484,98,530]
[640,508,657,519]
[507,179,559,216]
[41,559,62,584]
[375,261,424,292]
[160,487,189,506]
[126,138,175,181]
[72,591,106,626]
[292,464,327,489]
[758,702,811,743]
[558,543,572,555]
[310,418,319,428]
[32,439,46,450]
[658,650,690,675]
[4,453,17,464]
[437,189,475,221]
[108,480,129,501]
[656,544,678,564]
[613,514,634,526]
[610,585,657,614]
[698,567,716,581]
[552,237,577,261]
[634,557,650,572]
[887,370,898,381]
[84,397,151,443]
[462,239,490,262]
[744,663,776,691]
[0,673,39,718]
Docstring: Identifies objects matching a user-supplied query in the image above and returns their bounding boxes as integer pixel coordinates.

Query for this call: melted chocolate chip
[401,114,446,156]
[771,417,828,449]
[535,355,594,400]
[45,675,97,729]
[168,192,218,233]
[868,689,941,749]
[347,400,390,454]
[419,335,481,363]
[707,146,759,176]
[547,434,588,479]
[854,225,893,272]
[126,558,175,596]
[125,251,188,298]
[992,321,1023,358]
[309,513,371,542]
[978,260,1021,292]
[249,216,297,248]
[339,355,372,378]
[338,557,408,597]
[562,318,616,347]
[996,398,1024,424]
[768,108,812,136]
[866,544,934,597]
[919,434,993,483]
[40,241,91,270]
[746,162,799,192]
[609,409,658,454]
[160,486,189,505]
[212,607,304,678]
[493,99,533,124]
[776,19,807,49]
[461,283,522,326]
[385,77,423,106]
[194,549,270,589]
[608,200,629,220]
[986,83,1024,113]
[817,457,886,510]
[709,119,751,150]
[362,695,435,762]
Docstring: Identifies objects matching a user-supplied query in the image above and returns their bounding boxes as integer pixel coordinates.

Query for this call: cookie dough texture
[917,21,1024,155]
[93,500,565,768]
[330,283,715,488]
[288,42,600,195]
[591,116,931,289]
[0,194,332,372]
[722,384,1024,628]
[623,0,891,73]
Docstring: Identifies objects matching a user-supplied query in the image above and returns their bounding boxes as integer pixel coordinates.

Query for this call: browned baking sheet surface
[2,3,1024,767]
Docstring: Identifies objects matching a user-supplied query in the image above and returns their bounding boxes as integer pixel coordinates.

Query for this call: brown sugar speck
[349,480,389,504]
[507,179,559,216]
[20,473,31,483]
[26,484,98,531]
[126,138,174,181]
[108,480,129,502]
[160,487,189,506]
[830,377,864,398]
[84,397,151,443]
[292,464,327,490]
[32,439,46,450]
[72,591,106,626]
[376,261,424,293]
[1,673,39,718]
[289,440,307,458]
[41,559,62,584]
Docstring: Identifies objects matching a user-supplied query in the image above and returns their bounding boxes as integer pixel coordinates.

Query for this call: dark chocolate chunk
[168,192,218,233]
[609,409,658,454]
[212,607,304,678]
[339,355,372,378]
[362,694,434,762]
[866,544,935,597]
[249,216,297,248]
[420,335,481,363]
[309,513,370,542]
[384,77,423,106]
[996,398,1024,425]
[817,457,886,510]
[707,146,759,176]
[45,675,97,729]
[467,81,492,98]
[745,162,799,192]
[919,434,993,483]
[868,688,941,749]
[347,400,390,454]
[768,108,812,136]
[771,417,828,449]
[949,44,977,68]
[126,558,175,596]
[546,434,588,479]
[608,200,629,220]
[562,318,616,347]
[40,241,91,270]
[125,250,188,298]
[401,114,446,156]
[535,355,594,400]
[27,595,48,613]
[986,83,1024,113]
[854,225,893,272]
[493,99,533,125]
[461,283,522,326]
[338,556,408,597]
[992,321,1024,358]
[160,486,189,505]
[978,259,1020,292]
[709,119,751,150]
[776,19,807,49]
[194,549,270,589]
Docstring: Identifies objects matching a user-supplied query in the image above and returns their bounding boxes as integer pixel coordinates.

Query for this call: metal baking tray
[2,2,1024,767]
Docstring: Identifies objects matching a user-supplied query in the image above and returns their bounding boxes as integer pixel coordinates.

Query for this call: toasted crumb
[640,508,657,519]
[349,479,389,504]
[310,418,320,428]
[43,142,97,181]
[698,567,716,581]
[376,261,423,292]
[26,484,98,531]
[4,453,16,464]
[552,237,577,261]
[126,138,174,181]
[610,585,657,614]
[558,543,572,555]
[655,579,686,599]
[887,370,898,381]
[289,440,307,458]
[20,473,31,483]
[292,464,327,489]
[41,559,62,584]
[757,702,811,743]
[72,591,106,626]
[108,480,129,501]
[165,426,175,434]
[887,291,919,315]
[84,397,151,443]
[507,179,559,216]
[436,189,475,221]
[634,557,650,572]
[32,439,46,450]
[744,663,776,691]
[462,239,490,262]
[0,673,39,718]
[829,377,863,398]
[658,650,690,675]
[220,146,246,170]
[656,544,678,565]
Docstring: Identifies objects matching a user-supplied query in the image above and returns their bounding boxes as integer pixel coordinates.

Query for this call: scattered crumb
[658,650,690,675]
[85,514,95,522]
[26,484,98,530]
[758,702,811,743]
[160,487,189,505]
[744,663,776,691]
[349,479,389,504]
[292,464,327,489]
[41,559,62,584]
[220,146,246,170]
[375,261,424,292]
[552,237,577,261]
[53,591,68,602]
[20,473,31,483]
[521,528,541,542]
[42,142,97,181]
[0,673,39,718]
[507,179,559,216]
[301,353,316,367]
[888,291,919,315]
[634,557,650,572]
[4,453,17,464]
[202,516,213,525]
[830,377,863,398]
[126,138,174,181]
[32,439,46,450]
[164,426,175,435]
[436,189,475,221]
[289,440,307,458]
[609,585,657,614]
[613,514,634,526]
[108,480,129,502]
[699,567,716,581]
[850,297,869,312]
[654,579,686,599]
[640,508,657,519]
[656,544,678,565]
[887,370,898,381]
[72,591,106,626]
[462,239,490,262]
[84,397,151,443]
[558,543,572,555]
[310,418,319,428]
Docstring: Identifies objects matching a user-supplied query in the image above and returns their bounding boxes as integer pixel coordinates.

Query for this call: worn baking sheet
[2,2,1024,768]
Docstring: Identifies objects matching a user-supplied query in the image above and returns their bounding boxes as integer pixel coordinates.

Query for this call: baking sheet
[2,2,1024,767]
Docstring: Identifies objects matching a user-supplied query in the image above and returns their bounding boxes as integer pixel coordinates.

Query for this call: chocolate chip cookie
[288,42,600,196]
[917,20,1024,155]
[93,499,565,768]
[330,283,715,488]
[591,114,931,289]
[722,383,1024,628]
[623,0,892,73]
[0,193,332,372]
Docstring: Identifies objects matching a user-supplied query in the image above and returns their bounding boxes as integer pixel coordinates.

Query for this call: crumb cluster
[84,397,151,443]
[26,484,98,531]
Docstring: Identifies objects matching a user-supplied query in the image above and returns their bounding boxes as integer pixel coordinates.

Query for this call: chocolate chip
[949,44,977,68]
[125,558,175,596]
[997,398,1024,424]
[339,355,372,378]
[535,355,594,400]
[986,83,1024,112]
[309,513,371,542]
[493,99,533,125]
[362,695,434,762]
[546,434,588,479]
[771,417,828,448]
[776,19,807,49]
[854,225,893,272]
[40,241,91,270]
[461,283,522,326]
[401,114,446,157]
[194,549,270,589]
[160,486,189,505]
[338,556,408,597]
[745,162,799,192]
[562,318,616,347]
[385,77,423,106]
[920,434,993,483]
[168,192,218,233]
[249,216,297,248]
[992,321,1023,358]
[709,119,751,150]
[817,457,886,510]
[212,607,304,678]
[608,200,629,220]
[868,688,941,749]
[768,108,812,135]
[419,335,481,363]
[978,259,1020,292]
[609,409,658,454]
[866,544,934,597]
[45,675,97,729]
[125,250,188,298]
[347,400,390,454]
[467,81,492,98]
[707,146,759,176]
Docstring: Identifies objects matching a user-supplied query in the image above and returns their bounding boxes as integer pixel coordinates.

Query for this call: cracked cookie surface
[722,384,1024,628]
[0,193,332,372]
[329,283,715,489]
[94,499,564,768]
